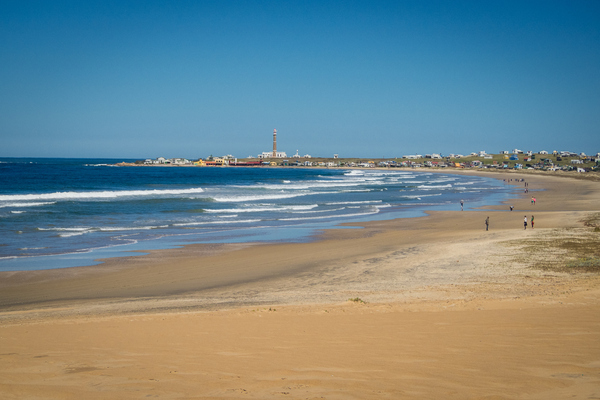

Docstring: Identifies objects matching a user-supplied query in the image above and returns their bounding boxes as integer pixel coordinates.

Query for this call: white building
[259,151,287,159]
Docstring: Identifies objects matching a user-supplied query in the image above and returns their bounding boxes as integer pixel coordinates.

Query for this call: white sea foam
[173,219,262,226]
[429,177,458,183]
[204,204,318,213]
[339,189,377,193]
[0,201,56,208]
[291,207,346,214]
[417,184,452,189]
[279,209,380,221]
[38,227,92,232]
[325,200,383,205]
[402,193,443,199]
[39,225,167,234]
[59,231,90,237]
[0,188,205,202]
[10,211,25,214]
[243,179,384,190]
[98,225,168,232]
[344,170,365,176]
[211,192,320,202]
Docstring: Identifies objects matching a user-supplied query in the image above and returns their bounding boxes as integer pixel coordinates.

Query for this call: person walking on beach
[485,216,489,231]
[531,215,534,229]
[533,197,536,205]
[460,199,464,211]
[524,216,528,230]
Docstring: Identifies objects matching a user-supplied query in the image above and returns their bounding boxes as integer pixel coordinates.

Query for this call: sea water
[0,158,512,271]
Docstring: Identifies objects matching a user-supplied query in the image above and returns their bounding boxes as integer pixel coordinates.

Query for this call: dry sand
[1,170,599,399]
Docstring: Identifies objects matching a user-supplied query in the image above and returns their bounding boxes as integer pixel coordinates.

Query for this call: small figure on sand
[533,197,536,205]
[460,199,464,211]
[485,216,489,231]
[531,196,534,204]
[531,215,534,229]
[510,205,514,211]
[524,216,528,230]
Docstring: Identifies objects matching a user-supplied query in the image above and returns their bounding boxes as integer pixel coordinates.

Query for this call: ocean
[0,158,511,271]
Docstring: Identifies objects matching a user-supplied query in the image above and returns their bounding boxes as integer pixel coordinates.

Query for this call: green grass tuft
[349,297,366,304]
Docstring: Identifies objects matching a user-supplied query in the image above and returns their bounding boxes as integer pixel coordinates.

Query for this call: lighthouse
[272,129,277,157]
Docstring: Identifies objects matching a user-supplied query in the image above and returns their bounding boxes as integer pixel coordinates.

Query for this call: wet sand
[1,170,599,399]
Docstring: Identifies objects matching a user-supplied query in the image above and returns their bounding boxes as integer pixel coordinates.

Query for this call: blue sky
[1,0,599,159]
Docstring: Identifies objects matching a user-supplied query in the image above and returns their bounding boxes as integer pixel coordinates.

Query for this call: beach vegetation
[582,213,600,231]
[349,297,366,304]
[505,228,600,273]
[565,257,600,272]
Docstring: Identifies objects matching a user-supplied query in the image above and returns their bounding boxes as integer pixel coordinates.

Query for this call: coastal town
[136,149,599,173]
[122,128,600,172]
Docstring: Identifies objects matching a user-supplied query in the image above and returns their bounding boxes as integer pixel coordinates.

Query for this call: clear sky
[1,0,599,159]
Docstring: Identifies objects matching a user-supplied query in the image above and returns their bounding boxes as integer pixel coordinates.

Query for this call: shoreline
[1,170,599,399]
[0,169,598,316]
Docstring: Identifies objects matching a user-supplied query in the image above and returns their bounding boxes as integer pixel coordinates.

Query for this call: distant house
[170,158,191,165]
[144,157,167,164]
[539,150,548,155]
[259,151,287,159]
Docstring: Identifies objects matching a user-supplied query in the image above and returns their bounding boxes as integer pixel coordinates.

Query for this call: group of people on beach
[523,215,534,229]
[471,177,538,231]
[483,214,536,231]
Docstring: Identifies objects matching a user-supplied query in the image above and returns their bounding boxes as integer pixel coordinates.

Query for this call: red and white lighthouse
[272,129,277,157]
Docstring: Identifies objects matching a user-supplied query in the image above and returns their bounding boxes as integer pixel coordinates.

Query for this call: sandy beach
[1,170,599,399]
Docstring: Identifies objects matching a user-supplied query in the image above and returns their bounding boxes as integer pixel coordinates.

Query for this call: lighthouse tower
[272,129,277,157]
